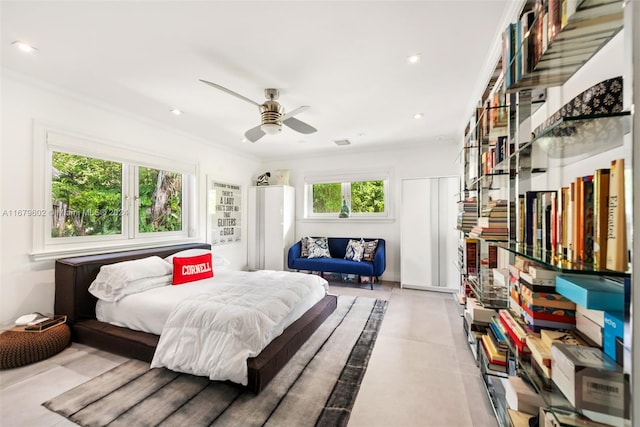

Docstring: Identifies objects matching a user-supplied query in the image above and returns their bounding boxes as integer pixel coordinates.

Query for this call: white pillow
[164,249,231,270]
[89,256,172,302]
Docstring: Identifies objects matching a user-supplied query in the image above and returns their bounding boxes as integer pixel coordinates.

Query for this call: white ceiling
[1,1,514,160]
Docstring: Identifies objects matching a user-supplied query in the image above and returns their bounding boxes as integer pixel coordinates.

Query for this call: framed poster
[207,179,241,245]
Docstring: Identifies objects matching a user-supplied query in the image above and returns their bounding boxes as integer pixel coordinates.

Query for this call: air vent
[334,139,351,146]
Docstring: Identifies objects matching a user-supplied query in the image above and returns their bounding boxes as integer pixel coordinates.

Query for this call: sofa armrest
[287,241,302,269]
[372,239,386,277]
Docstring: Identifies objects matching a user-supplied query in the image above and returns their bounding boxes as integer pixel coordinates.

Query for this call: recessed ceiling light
[170,109,183,115]
[242,138,248,143]
[12,41,38,53]
[334,139,351,146]
[407,54,421,64]
[414,113,424,119]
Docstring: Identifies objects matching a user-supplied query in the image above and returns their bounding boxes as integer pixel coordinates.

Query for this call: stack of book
[526,329,588,390]
[457,197,478,233]
[499,309,531,357]
[481,317,509,372]
[13,314,67,332]
[519,267,576,332]
[469,199,509,241]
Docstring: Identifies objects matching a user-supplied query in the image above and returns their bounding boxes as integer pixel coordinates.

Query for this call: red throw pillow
[172,253,214,285]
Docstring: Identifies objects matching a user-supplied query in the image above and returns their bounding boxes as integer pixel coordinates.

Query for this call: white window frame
[32,123,198,260]
[304,170,391,220]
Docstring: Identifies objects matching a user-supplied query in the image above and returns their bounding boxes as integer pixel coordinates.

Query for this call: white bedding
[96,269,328,384]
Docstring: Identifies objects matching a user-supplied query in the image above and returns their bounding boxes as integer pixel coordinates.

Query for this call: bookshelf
[458,1,634,425]
[504,0,624,92]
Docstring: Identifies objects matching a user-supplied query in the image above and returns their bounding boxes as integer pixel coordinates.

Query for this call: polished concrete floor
[0,281,497,427]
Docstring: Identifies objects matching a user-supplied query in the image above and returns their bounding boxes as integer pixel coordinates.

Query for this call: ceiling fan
[200,80,317,142]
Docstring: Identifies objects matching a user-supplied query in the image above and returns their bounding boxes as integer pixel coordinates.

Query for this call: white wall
[0,74,261,327]
[260,142,461,282]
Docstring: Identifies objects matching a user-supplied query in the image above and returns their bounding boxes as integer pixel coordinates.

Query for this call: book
[576,304,605,328]
[524,191,538,246]
[540,191,554,253]
[551,344,624,414]
[576,311,603,347]
[519,285,576,310]
[581,175,594,264]
[556,275,624,311]
[574,177,583,263]
[505,375,544,415]
[606,158,628,271]
[560,186,570,258]
[16,315,67,332]
[528,266,559,280]
[567,182,574,261]
[592,169,610,269]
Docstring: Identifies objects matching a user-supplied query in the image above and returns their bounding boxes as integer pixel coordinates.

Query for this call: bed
[54,243,337,393]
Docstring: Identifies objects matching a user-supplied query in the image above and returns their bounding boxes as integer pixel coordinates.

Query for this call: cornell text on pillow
[173,253,214,285]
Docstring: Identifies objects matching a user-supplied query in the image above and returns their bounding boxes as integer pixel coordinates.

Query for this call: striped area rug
[43,296,387,427]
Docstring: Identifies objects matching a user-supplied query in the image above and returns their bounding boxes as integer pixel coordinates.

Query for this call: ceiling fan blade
[283,116,317,134]
[199,79,261,107]
[281,105,310,121]
[245,125,266,142]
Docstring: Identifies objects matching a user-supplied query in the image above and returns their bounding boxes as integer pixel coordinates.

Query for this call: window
[305,172,390,219]
[51,152,123,237]
[33,126,197,259]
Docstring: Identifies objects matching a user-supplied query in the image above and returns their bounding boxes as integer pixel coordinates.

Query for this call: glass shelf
[513,112,631,166]
[467,276,510,309]
[505,0,624,92]
[495,241,631,277]
[498,318,582,424]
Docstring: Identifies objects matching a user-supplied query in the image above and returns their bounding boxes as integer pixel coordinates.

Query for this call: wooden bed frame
[54,243,337,394]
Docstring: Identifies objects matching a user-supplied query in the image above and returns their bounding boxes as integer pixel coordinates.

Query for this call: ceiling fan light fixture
[261,123,282,135]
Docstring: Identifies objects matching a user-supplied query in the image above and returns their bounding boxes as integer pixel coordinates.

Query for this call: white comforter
[149,270,327,385]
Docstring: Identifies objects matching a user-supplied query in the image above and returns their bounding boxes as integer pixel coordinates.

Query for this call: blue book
[556,275,624,311]
[603,311,624,361]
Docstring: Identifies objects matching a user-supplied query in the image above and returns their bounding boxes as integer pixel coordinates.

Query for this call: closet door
[248,185,295,271]
[401,177,458,290]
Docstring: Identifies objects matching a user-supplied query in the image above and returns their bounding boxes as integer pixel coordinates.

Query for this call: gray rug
[43,296,387,427]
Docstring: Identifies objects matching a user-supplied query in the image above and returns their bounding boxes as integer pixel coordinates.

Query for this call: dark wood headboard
[54,243,211,323]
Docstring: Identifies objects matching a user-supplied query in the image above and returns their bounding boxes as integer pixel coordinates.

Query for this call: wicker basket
[0,323,71,369]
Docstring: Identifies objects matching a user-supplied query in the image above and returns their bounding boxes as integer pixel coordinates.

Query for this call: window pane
[312,183,342,213]
[351,180,385,213]
[51,152,122,237]
[138,167,183,232]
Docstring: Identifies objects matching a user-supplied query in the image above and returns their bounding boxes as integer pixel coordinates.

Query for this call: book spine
[593,169,610,269]
[606,158,628,271]
[574,177,584,263]
[560,187,569,259]
[567,182,574,262]
[551,191,558,256]
[525,191,537,247]
[582,175,594,264]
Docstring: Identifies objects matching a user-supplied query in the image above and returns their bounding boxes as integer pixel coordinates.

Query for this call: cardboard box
[551,344,627,419]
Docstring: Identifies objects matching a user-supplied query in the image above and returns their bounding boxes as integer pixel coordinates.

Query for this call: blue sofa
[287,238,386,288]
